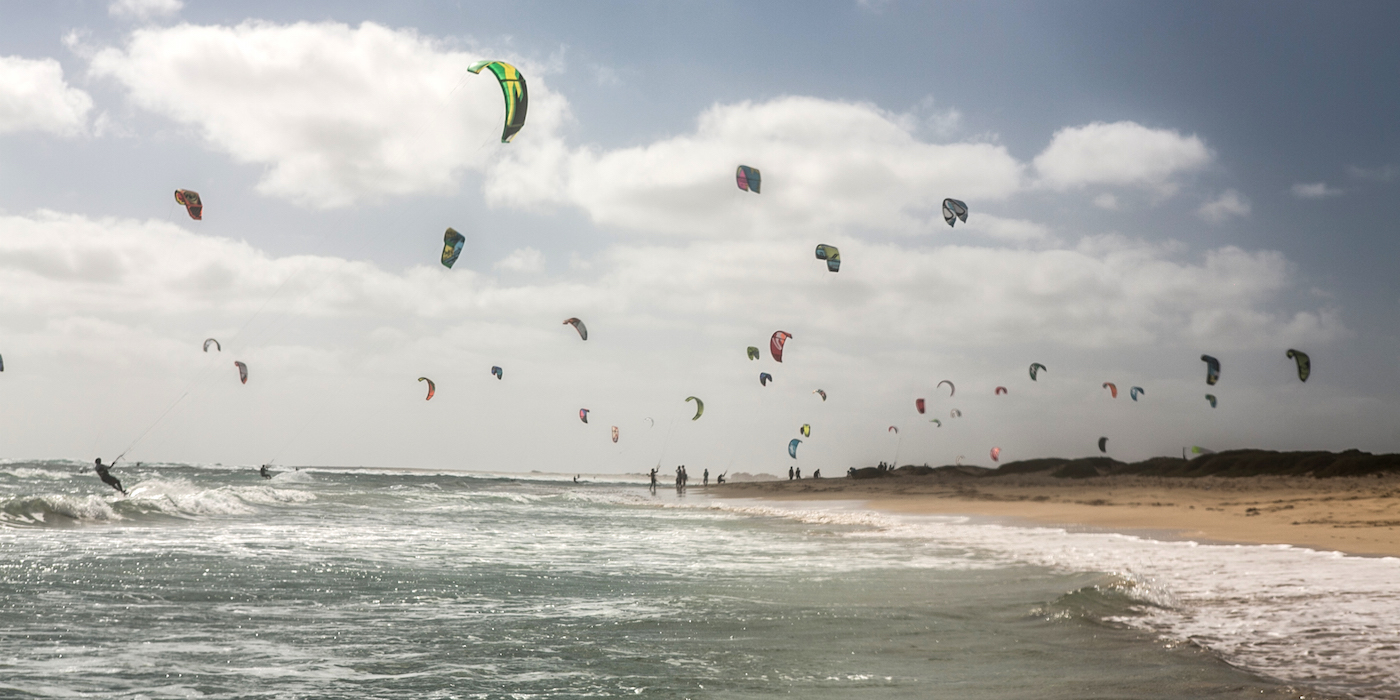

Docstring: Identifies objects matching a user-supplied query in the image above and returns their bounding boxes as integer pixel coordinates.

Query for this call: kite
[800,424,811,437]
[1201,355,1220,385]
[1287,349,1311,382]
[1192,446,1215,455]
[788,439,801,459]
[579,408,590,424]
[942,198,968,227]
[990,446,1001,462]
[930,418,941,427]
[736,165,761,193]
[916,398,926,414]
[174,189,202,220]
[938,380,955,396]
[1098,437,1108,453]
[1029,363,1046,381]
[234,361,248,384]
[813,389,827,401]
[747,346,760,360]
[203,338,220,352]
[491,366,503,380]
[611,426,619,443]
[644,417,654,428]
[1205,394,1217,408]
[1102,382,1118,398]
[995,386,1007,395]
[467,60,528,143]
[759,372,773,386]
[888,426,898,434]
[770,331,792,362]
[418,377,435,401]
[1130,386,1145,401]
[441,228,465,268]
[814,244,841,272]
[564,318,588,340]
[950,409,962,418]
[686,396,704,421]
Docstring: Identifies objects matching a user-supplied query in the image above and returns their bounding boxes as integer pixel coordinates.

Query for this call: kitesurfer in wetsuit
[259,465,272,480]
[93,458,126,495]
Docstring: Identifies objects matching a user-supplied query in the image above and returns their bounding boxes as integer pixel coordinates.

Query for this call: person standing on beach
[788,466,794,480]
[703,468,709,486]
[795,466,801,480]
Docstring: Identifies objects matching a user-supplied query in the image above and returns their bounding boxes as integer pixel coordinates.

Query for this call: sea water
[1,461,1395,699]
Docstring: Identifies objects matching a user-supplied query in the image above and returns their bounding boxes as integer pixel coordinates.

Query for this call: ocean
[2,461,1396,699]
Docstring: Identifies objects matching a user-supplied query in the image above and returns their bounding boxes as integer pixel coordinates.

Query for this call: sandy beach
[714,472,1400,557]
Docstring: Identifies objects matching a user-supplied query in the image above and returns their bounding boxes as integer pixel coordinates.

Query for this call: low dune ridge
[713,449,1400,557]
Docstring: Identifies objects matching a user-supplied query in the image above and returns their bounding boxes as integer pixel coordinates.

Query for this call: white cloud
[494,247,545,273]
[1032,121,1212,194]
[1346,164,1396,182]
[1093,193,1118,210]
[1197,189,1251,223]
[486,96,1023,238]
[89,21,568,208]
[108,0,183,20]
[0,55,93,136]
[1291,182,1343,199]
[960,214,1054,244]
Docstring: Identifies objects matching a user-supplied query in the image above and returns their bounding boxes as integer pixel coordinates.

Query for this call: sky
[0,0,1397,473]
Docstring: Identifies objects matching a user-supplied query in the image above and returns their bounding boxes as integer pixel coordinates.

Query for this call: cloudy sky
[0,0,1397,473]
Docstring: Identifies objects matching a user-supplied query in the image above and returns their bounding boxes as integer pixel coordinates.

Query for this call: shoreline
[710,472,1400,557]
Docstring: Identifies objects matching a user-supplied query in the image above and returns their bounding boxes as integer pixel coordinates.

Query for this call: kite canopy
[950,408,962,418]
[994,386,1007,395]
[759,372,773,386]
[788,439,801,459]
[1192,446,1215,455]
[1102,382,1118,398]
[1201,355,1221,385]
[888,426,898,434]
[800,424,811,437]
[564,318,588,340]
[467,60,528,143]
[234,361,248,384]
[930,418,941,427]
[990,447,1001,462]
[491,366,503,380]
[1029,363,1047,381]
[1098,437,1108,453]
[686,396,704,421]
[611,426,619,443]
[747,346,760,360]
[1130,386,1145,401]
[736,165,761,193]
[1205,394,1217,408]
[203,338,220,352]
[770,331,792,362]
[174,189,202,220]
[644,417,654,428]
[418,377,435,401]
[1287,349,1311,382]
[579,408,589,424]
[813,389,827,401]
[942,198,968,227]
[442,228,465,268]
[938,380,955,396]
[915,398,925,414]
[814,244,841,272]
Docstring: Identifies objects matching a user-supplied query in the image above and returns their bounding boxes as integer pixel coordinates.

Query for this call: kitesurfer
[788,466,794,481]
[93,458,126,495]
[260,465,272,480]
[648,467,658,491]
[703,468,709,486]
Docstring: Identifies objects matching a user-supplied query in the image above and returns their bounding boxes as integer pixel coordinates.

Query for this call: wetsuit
[94,460,126,495]
[260,465,272,479]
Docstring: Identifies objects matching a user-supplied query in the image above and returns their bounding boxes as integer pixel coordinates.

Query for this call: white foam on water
[706,497,1400,700]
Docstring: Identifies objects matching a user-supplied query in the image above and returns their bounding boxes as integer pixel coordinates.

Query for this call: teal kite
[736,165,761,193]
[1029,363,1046,380]
[814,244,840,272]
[788,439,801,459]
[441,228,465,268]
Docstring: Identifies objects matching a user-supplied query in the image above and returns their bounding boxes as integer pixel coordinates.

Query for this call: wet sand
[713,472,1400,557]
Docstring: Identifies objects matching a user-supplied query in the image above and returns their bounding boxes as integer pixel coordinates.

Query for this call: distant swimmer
[93,458,126,495]
[259,465,272,480]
